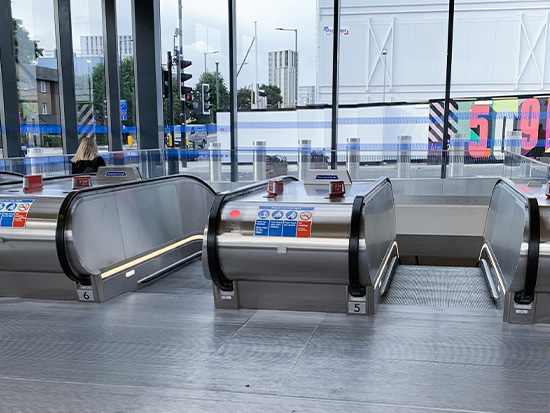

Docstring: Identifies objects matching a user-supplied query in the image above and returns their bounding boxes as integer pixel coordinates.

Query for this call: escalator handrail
[56,174,215,285]
[207,176,299,291]
[492,179,539,304]
[348,177,392,297]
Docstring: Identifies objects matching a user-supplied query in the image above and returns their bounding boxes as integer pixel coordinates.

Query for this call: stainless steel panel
[116,183,184,257]
[236,280,348,313]
[68,195,126,274]
[483,184,529,292]
[0,195,64,273]
[215,200,352,284]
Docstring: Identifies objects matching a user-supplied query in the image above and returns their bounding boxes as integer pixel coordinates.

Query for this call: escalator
[203,174,545,323]
[378,178,540,322]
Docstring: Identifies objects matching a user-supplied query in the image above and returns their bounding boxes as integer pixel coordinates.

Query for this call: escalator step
[380,265,496,309]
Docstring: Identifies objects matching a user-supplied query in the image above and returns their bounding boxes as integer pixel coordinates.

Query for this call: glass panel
[173,0,229,175]
[116,0,136,150]
[236,0,320,181]
[336,1,449,175]
[70,0,108,150]
[12,0,62,156]
[453,0,550,164]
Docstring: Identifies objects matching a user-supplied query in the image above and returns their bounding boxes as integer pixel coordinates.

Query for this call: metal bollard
[28,147,44,175]
[504,131,524,178]
[346,137,360,180]
[253,141,266,181]
[209,142,222,182]
[449,133,465,178]
[397,135,412,179]
[298,139,311,180]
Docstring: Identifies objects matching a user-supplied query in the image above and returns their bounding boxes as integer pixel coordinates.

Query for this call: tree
[237,84,282,110]
[260,84,282,108]
[119,57,135,127]
[237,87,251,110]
[13,18,43,64]
[188,71,230,124]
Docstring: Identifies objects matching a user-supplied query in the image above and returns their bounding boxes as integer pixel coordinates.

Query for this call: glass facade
[12,0,62,154]
[70,0,108,147]
[0,0,549,182]
[117,0,136,149]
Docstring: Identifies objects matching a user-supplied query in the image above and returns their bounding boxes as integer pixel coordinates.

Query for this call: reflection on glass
[168,0,228,154]
[452,0,550,161]
[116,0,136,149]
[70,0,107,148]
[234,0,317,181]
[12,0,62,155]
[116,0,138,149]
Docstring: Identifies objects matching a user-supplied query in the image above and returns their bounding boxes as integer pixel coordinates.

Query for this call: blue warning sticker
[254,219,269,236]
[254,206,314,238]
[0,199,34,228]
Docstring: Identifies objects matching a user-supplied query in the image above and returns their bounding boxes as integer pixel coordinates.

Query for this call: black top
[71,156,106,174]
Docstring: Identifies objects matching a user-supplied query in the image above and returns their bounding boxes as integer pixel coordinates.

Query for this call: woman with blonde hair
[71,137,106,174]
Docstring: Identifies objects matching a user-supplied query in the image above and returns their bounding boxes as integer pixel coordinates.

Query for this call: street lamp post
[382,48,388,104]
[215,61,220,111]
[204,50,219,74]
[275,27,298,108]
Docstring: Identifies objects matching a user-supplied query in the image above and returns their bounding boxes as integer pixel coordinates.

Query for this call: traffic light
[177,57,192,100]
[184,93,199,111]
[162,70,170,99]
[202,83,212,115]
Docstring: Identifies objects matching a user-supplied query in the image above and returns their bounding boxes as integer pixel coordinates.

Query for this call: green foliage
[236,84,282,110]
[191,72,230,124]
[88,57,135,129]
[237,87,251,110]
[260,84,282,108]
[13,18,43,64]
[43,134,62,147]
[119,57,135,126]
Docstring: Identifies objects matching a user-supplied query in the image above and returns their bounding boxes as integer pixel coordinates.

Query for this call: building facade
[317,0,550,104]
[268,49,298,108]
[298,86,315,106]
[80,35,133,59]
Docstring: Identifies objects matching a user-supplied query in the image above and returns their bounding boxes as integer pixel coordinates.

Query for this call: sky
[11,0,318,90]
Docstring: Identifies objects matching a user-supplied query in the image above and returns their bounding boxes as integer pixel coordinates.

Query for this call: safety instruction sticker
[0,199,34,228]
[254,206,314,238]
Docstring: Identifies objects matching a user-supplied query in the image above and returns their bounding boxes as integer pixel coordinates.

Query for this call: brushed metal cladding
[216,201,353,284]
[67,195,125,275]
[206,180,396,296]
[359,183,396,287]
[0,195,64,273]
[533,192,550,293]
[483,184,529,292]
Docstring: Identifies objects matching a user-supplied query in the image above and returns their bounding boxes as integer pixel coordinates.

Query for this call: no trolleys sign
[254,205,314,238]
[0,199,35,228]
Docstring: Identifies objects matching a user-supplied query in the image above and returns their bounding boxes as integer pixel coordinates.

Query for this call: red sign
[297,221,312,238]
[299,211,313,220]
[12,212,28,228]
[72,175,92,190]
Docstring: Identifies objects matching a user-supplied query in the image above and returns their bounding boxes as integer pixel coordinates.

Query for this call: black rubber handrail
[56,174,215,285]
[492,179,539,304]
[207,176,299,291]
[348,177,392,297]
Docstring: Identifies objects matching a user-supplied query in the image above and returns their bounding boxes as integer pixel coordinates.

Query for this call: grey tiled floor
[1,259,550,412]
